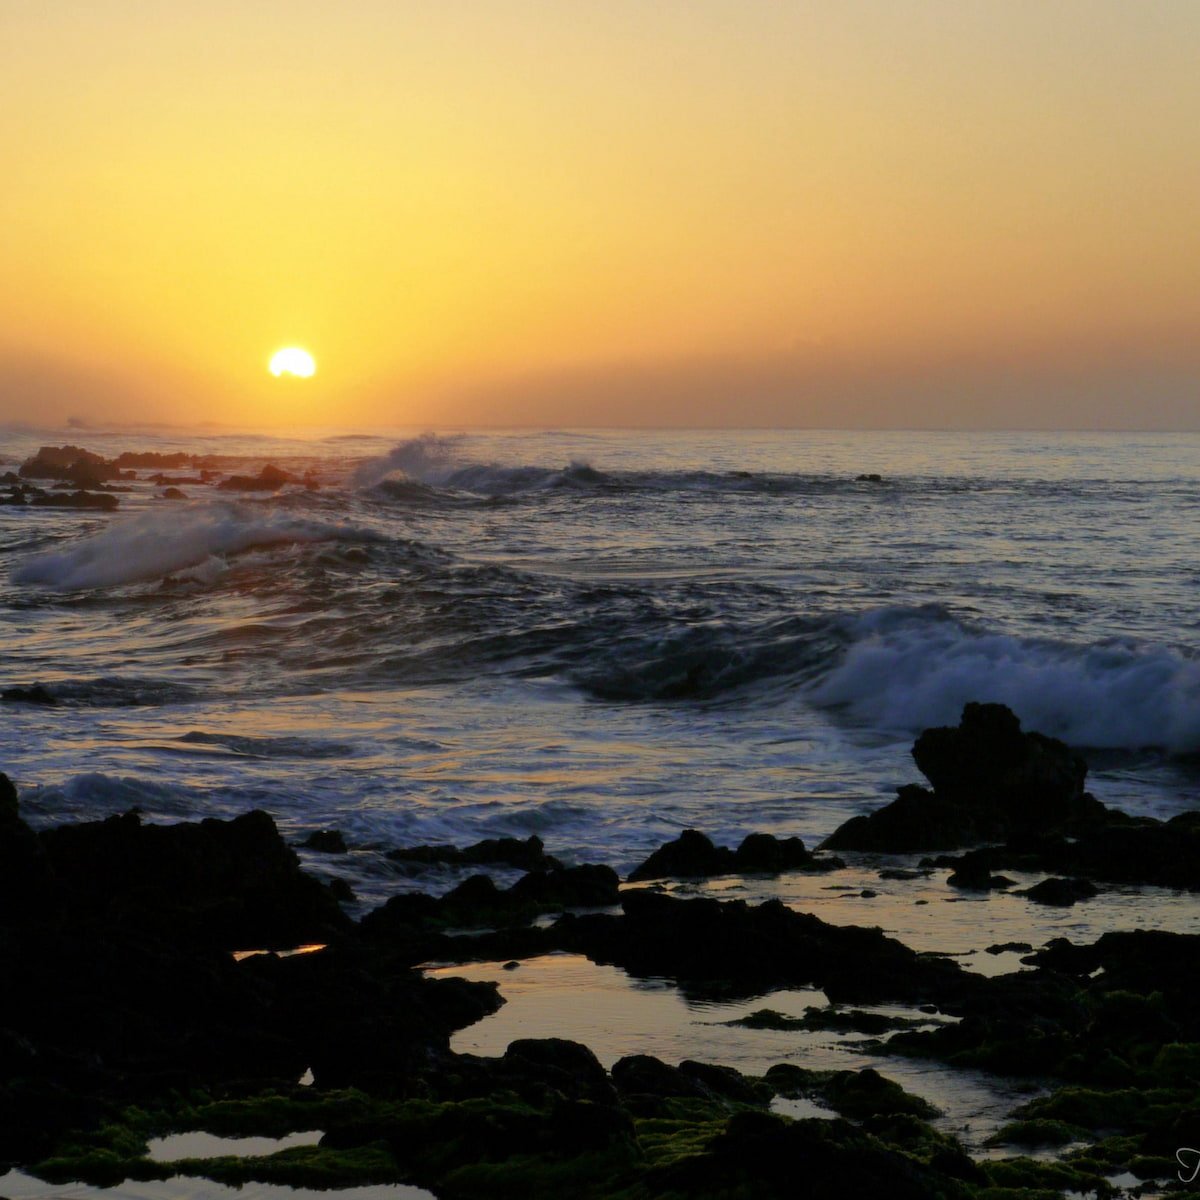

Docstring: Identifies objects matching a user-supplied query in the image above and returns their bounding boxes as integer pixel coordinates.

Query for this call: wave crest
[13,503,373,590]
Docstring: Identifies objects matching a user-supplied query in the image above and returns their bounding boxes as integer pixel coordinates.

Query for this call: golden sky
[2,1,1198,430]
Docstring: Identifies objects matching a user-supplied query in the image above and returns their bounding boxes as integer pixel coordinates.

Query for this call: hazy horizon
[3,1,1197,431]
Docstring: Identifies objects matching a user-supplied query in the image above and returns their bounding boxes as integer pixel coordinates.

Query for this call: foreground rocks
[828,702,1115,853]
[3,746,1198,1199]
[0,776,499,1162]
[627,828,843,881]
[820,700,1200,894]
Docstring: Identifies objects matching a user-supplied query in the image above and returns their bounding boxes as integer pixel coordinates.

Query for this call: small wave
[21,772,201,822]
[574,614,844,701]
[572,600,1200,753]
[6,676,200,707]
[12,502,374,590]
[175,730,356,759]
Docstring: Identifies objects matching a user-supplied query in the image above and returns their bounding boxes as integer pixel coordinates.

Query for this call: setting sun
[269,347,316,378]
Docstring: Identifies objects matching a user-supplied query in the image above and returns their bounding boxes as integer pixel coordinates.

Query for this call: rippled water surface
[3,427,1200,898]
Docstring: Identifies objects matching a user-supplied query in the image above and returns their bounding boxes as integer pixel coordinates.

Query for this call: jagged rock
[38,808,351,949]
[0,771,19,823]
[114,451,191,468]
[551,889,978,1007]
[628,829,729,880]
[825,704,1099,853]
[628,829,839,882]
[217,464,298,491]
[923,812,1200,890]
[387,833,562,872]
[19,445,117,482]
[1019,877,1099,906]
[508,863,620,908]
[824,785,973,852]
[946,854,1015,891]
[302,829,348,854]
[914,702,1086,818]
[361,864,620,943]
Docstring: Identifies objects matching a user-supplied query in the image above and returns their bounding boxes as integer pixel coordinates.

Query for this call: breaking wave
[810,608,1200,753]
[12,503,374,590]
[575,603,1200,753]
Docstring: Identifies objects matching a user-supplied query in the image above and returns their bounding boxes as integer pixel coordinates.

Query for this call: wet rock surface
[3,706,1199,1200]
[628,828,843,881]
[825,703,1099,853]
[5,444,319,507]
[387,833,564,872]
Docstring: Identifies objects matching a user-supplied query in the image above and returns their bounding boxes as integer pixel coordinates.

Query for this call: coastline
[3,705,1197,1199]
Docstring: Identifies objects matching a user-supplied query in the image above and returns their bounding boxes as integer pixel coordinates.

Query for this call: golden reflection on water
[232,944,326,963]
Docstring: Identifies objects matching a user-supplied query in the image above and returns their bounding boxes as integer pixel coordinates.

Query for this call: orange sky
[2,1,1198,430]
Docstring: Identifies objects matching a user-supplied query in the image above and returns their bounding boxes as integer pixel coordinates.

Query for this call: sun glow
[269,347,316,378]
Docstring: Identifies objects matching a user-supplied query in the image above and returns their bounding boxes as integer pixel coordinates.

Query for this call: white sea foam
[352,433,466,488]
[12,503,367,590]
[813,608,1200,752]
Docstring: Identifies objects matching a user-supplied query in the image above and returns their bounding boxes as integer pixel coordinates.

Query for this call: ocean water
[3,426,1200,905]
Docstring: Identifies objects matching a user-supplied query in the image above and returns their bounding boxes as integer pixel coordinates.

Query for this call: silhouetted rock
[825,785,970,853]
[658,1109,960,1200]
[302,829,348,854]
[825,704,1097,853]
[217,464,298,491]
[361,863,619,945]
[509,863,620,907]
[114,451,191,468]
[946,851,1015,890]
[38,808,351,950]
[679,1060,771,1105]
[628,828,840,881]
[19,445,116,482]
[628,829,730,880]
[0,771,19,823]
[552,889,978,1007]
[612,1054,708,1102]
[924,811,1200,890]
[29,490,119,511]
[501,1038,617,1105]
[387,833,563,872]
[1019,877,1098,906]
[914,702,1086,821]
[160,486,187,500]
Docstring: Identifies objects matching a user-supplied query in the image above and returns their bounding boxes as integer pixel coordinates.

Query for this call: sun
[269,347,316,378]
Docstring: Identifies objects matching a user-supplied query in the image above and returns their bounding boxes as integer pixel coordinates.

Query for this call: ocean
[3,425,1199,908]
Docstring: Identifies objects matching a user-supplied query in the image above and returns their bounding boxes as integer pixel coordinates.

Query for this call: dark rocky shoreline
[2,704,1198,1198]
[1,442,318,510]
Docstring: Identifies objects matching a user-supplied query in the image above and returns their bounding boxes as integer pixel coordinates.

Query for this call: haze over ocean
[4,425,1197,903]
